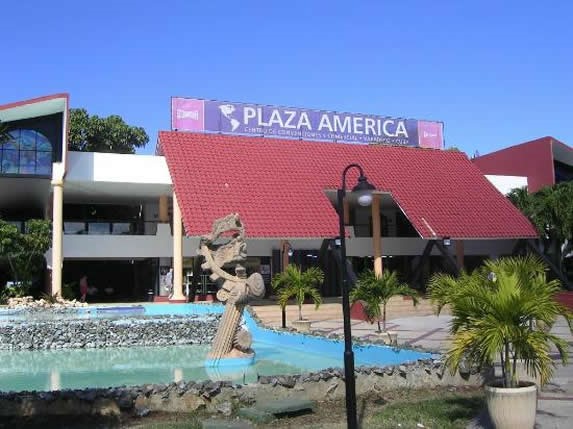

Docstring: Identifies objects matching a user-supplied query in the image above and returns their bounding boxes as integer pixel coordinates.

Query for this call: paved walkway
[250,302,573,429]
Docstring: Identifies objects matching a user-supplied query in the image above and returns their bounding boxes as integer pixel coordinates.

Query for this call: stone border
[0,358,488,418]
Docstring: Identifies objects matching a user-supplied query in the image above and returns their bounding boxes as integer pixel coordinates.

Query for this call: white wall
[486,175,527,195]
[62,231,516,260]
[66,151,171,184]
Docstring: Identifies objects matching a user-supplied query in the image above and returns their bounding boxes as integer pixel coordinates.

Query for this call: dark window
[0,129,53,176]
[554,160,573,184]
[396,211,419,237]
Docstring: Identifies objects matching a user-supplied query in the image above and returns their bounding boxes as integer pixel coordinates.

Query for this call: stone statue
[199,213,265,365]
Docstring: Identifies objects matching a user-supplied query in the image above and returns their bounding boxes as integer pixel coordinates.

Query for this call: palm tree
[350,269,419,333]
[428,254,572,388]
[272,265,324,321]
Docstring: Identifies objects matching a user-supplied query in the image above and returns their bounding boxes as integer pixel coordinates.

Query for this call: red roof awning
[159,132,538,240]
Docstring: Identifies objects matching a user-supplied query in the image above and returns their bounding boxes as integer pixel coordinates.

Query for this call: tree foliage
[0,120,11,145]
[350,269,418,332]
[508,182,573,270]
[0,219,51,287]
[428,255,572,388]
[271,265,324,321]
[69,108,149,154]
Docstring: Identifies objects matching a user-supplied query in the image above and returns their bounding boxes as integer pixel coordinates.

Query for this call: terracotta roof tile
[159,132,538,240]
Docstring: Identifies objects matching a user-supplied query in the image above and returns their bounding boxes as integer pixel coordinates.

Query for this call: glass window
[112,223,132,235]
[88,223,111,235]
[0,129,53,176]
[64,222,86,235]
[36,151,52,175]
[1,150,18,173]
[20,130,36,150]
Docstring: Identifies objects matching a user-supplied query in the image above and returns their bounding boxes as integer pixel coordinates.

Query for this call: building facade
[1,94,540,302]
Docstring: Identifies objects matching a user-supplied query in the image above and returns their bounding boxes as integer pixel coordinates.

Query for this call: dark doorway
[63,259,155,302]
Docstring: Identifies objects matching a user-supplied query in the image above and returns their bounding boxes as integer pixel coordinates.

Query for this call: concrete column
[372,195,383,277]
[51,179,64,297]
[455,240,465,270]
[281,240,290,271]
[159,195,169,223]
[171,193,185,301]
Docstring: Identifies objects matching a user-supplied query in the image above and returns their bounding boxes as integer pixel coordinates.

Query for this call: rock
[238,407,274,424]
[254,398,315,416]
[277,377,296,388]
[216,401,233,416]
[134,406,150,417]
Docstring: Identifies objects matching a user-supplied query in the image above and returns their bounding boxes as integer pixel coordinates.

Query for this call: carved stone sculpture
[200,213,265,365]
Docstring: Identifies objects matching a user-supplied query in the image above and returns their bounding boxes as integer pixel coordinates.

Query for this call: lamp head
[352,175,376,207]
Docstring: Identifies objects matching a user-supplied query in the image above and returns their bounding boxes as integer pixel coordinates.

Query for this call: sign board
[171,97,444,149]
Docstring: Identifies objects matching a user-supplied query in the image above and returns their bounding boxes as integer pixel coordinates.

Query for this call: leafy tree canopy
[508,182,573,266]
[69,108,149,154]
[0,120,11,145]
[0,219,51,286]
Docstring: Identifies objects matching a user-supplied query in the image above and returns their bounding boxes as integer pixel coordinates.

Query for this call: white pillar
[372,195,383,277]
[51,179,64,297]
[171,193,185,301]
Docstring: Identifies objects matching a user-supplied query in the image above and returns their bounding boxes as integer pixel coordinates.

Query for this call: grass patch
[366,393,484,429]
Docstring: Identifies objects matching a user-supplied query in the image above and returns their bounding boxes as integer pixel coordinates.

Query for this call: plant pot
[485,381,537,429]
[291,319,312,332]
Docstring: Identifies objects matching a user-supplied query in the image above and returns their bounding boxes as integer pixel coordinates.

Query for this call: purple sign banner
[171,97,444,149]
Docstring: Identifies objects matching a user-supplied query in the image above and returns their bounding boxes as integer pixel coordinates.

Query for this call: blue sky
[2,0,571,156]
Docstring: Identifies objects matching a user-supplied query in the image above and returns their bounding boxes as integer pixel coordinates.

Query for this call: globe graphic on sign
[218,104,240,131]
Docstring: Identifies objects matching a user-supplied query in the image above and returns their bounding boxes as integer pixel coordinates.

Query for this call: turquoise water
[0,304,432,392]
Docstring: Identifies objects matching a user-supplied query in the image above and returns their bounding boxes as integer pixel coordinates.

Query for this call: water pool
[0,304,432,392]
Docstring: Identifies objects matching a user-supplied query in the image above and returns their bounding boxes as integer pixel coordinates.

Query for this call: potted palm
[271,265,324,332]
[350,269,418,344]
[428,255,572,429]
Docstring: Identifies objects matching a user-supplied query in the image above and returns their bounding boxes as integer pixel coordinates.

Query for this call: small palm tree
[429,254,573,388]
[350,269,419,333]
[272,265,324,321]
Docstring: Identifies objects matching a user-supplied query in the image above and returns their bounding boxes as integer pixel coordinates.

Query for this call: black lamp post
[337,163,376,429]
[281,242,294,328]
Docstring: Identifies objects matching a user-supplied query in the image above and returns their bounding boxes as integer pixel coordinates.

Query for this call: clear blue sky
[2,0,571,156]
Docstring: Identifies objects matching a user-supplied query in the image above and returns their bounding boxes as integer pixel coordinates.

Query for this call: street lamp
[281,241,294,328]
[337,163,375,429]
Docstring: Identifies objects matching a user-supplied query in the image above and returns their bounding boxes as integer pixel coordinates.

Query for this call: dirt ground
[0,386,482,429]
[124,385,482,429]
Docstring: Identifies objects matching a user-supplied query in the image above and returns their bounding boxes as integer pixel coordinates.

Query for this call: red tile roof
[159,132,538,240]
